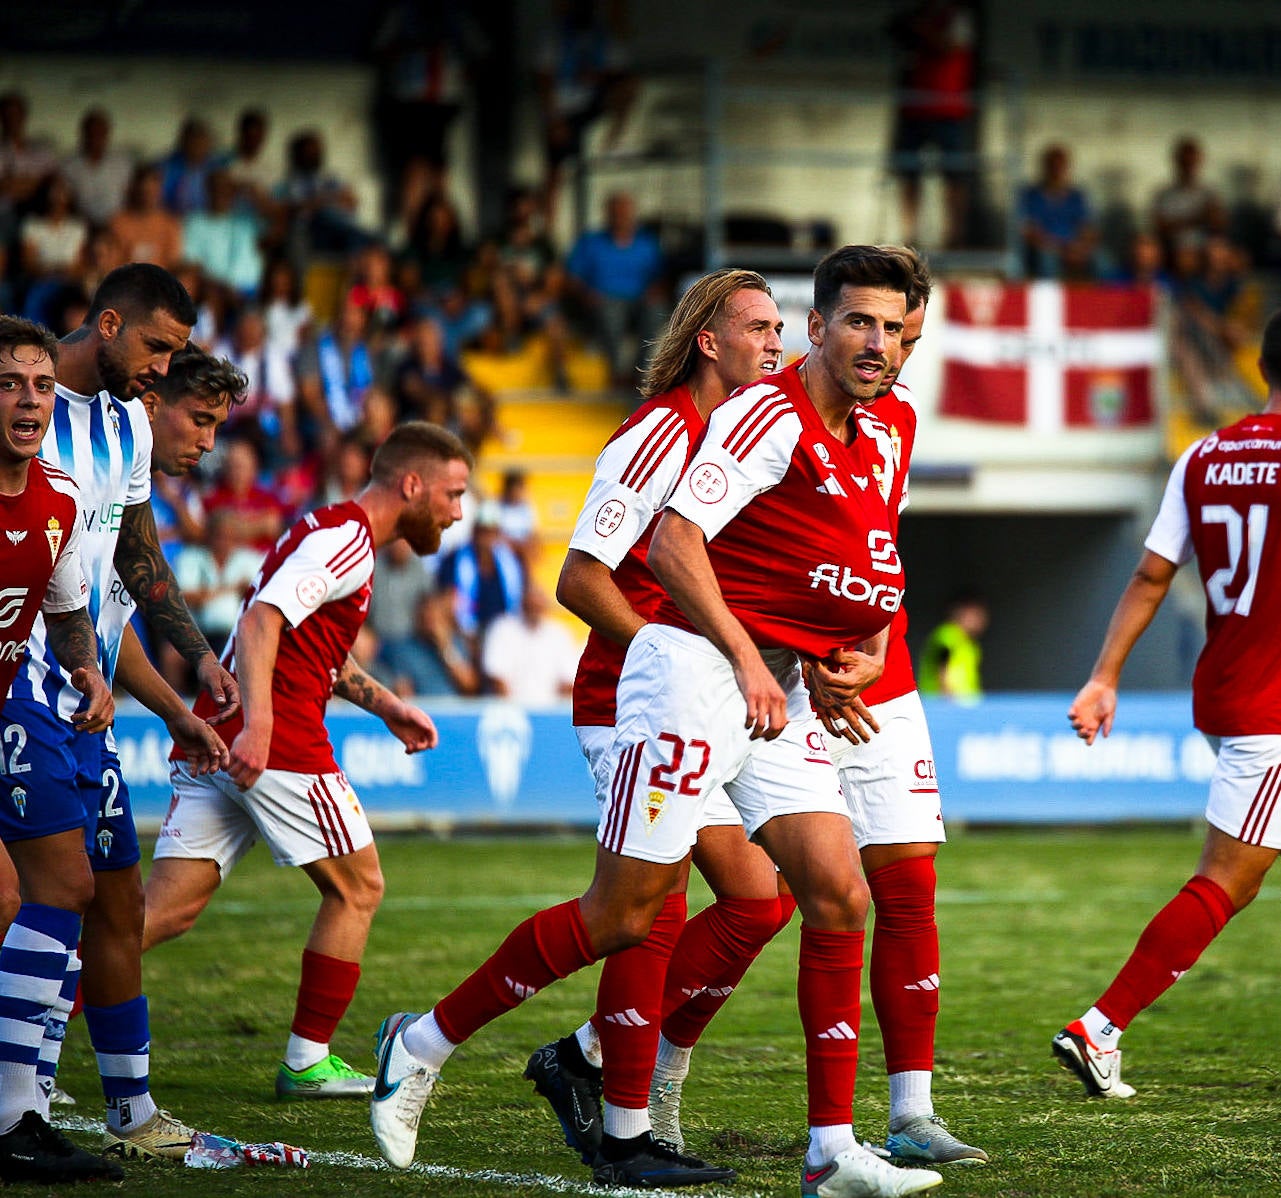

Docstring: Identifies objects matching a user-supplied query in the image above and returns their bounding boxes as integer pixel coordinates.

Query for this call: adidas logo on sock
[905,973,940,991]
[816,1021,858,1041]
[680,984,735,1000]
[602,1008,650,1026]
[505,976,538,1000]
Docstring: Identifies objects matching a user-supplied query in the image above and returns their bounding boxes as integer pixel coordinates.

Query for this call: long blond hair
[640,269,771,399]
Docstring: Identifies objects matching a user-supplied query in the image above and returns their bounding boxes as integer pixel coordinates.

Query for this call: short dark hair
[148,345,248,409]
[370,421,474,485]
[876,244,933,310]
[1261,310,1281,386]
[813,245,915,319]
[86,263,198,329]
[0,315,58,366]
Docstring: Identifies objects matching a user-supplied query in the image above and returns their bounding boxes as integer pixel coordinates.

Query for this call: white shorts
[576,724,742,831]
[153,761,375,872]
[595,624,847,864]
[1205,734,1281,850]
[829,690,946,847]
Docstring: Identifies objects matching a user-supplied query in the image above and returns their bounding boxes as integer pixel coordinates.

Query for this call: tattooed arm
[334,653,438,753]
[44,606,114,732]
[115,500,241,722]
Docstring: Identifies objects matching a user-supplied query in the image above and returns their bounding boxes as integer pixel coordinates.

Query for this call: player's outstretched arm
[115,500,242,723]
[44,607,113,733]
[1069,549,1178,745]
[649,509,787,740]
[334,654,439,753]
[557,549,646,647]
[226,601,285,790]
[114,623,230,775]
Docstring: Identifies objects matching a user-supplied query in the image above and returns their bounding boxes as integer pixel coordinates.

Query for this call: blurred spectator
[498,185,556,291]
[296,298,376,446]
[413,588,481,695]
[481,584,578,703]
[203,436,290,551]
[171,259,226,346]
[887,0,978,249]
[213,305,299,464]
[566,190,665,389]
[393,313,466,422]
[183,168,263,296]
[260,254,313,357]
[368,539,441,696]
[20,173,88,280]
[495,468,538,562]
[171,507,263,659]
[110,163,184,268]
[316,439,372,506]
[75,226,126,298]
[354,384,398,450]
[1150,136,1227,267]
[159,116,216,215]
[1018,144,1098,280]
[151,464,207,564]
[918,589,988,702]
[436,500,524,665]
[275,129,367,265]
[404,192,470,293]
[535,0,636,225]
[523,258,575,392]
[424,280,492,358]
[346,241,406,329]
[1112,230,1170,288]
[61,108,133,228]
[217,108,277,218]
[0,90,59,226]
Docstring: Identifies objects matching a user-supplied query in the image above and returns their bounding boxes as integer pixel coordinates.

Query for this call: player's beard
[402,512,443,556]
[96,340,144,399]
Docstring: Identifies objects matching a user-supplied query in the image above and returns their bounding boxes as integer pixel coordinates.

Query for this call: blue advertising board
[113,694,1213,829]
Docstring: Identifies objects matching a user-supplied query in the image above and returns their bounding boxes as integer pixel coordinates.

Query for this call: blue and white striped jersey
[9,383,152,719]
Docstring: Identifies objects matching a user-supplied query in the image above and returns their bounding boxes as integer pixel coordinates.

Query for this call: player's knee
[796,874,870,931]
[0,885,20,932]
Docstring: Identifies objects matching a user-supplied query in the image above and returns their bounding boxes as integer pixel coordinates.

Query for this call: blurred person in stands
[296,298,376,450]
[183,169,263,297]
[436,500,524,670]
[61,108,133,229]
[566,190,665,390]
[216,108,277,220]
[1151,137,1227,269]
[260,254,314,359]
[498,184,557,294]
[275,129,367,266]
[404,193,470,294]
[495,468,538,563]
[887,0,978,249]
[347,242,406,329]
[203,436,289,552]
[918,589,987,702]
[110,164,183,269]
[159,117,216,216]
[369,537,438,696]
[0,90,58,228]
[19,174,88,282]
[317,439,373,506]
[213,304,299,467]
[1018,144,1098,281]
[481,584,578,704]
[393,312,465,424]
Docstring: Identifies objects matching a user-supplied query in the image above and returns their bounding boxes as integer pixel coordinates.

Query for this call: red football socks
[291,949,360,1043]
[797,924,864,1127]
[1097,874,1236,1029]
[868,856,939,1074]
[660,896,782,1047]
[592,892,686,1108]
[434,899,597,1045]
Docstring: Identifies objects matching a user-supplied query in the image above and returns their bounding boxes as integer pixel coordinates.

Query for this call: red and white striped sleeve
[253,518,374,628]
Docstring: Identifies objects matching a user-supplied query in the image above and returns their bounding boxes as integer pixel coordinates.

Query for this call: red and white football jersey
[0,459,85,699]
[566,386,702,726]
[1146,412,1281,735]
[858,381,919,706]
[659,362,903,659]
[188,502,375,772]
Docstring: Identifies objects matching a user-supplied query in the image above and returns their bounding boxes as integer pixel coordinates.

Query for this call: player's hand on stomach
[387,703,439,753]
[805,659,881,743]
[70,667,114,734]
[169,711,230,775]
[195,653,242,724]
[228,724,271,790]
[1068,679,1116,745]
[734,653,788,741]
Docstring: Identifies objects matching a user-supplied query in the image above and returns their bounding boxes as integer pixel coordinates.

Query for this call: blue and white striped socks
[84,995,158,1133]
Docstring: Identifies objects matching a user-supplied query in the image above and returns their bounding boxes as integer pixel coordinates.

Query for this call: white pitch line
[53,1116,758,1198]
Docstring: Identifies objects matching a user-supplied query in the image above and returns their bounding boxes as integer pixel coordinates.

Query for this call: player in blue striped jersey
[0,265,242,1162]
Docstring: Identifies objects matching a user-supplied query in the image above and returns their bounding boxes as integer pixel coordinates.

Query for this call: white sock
[106,1093,157,1134]
[1080,1006,1122,1050]
[888,1070,933,1130]
[284,1034,328,1072]
[575,1021,603,1069]
[603,1102,650,1140]
[402,1010,457,1072]
[805,1123,855,1170]
[652,1035,692,1081]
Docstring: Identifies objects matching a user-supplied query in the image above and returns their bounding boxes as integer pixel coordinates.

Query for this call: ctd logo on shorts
[594,499,626,537]
[0,588,29,629]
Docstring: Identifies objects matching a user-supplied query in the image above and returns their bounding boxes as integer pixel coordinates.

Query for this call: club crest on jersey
[45,516,63,564]
[10,786,26,817]
[296,574,329,607]
[688,463,727,504]
[0,588,28,629]
[5,530,25,545]
[643,789,667,831]
[595,499,626,537]
[889,425,902,469]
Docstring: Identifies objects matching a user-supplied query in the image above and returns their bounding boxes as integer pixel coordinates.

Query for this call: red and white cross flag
[938,281,1161,431]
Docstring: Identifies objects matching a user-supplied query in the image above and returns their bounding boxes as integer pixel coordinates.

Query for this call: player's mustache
[855,355,887,369]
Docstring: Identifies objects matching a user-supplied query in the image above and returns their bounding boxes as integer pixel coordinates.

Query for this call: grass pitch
[49,826,1281,1197]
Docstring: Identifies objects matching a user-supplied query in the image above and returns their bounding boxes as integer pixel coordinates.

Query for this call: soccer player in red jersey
[372,246,944,1197]
[0,315,121,1185]
[1054,308,1281,1100]
[143,423,471,1099]
[521,269,784,1181]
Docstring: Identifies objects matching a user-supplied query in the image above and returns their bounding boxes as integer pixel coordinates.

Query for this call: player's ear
[696,327,716,359]
[97,307,123,343]
[807,307,824,349]
[138,388,159,419]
